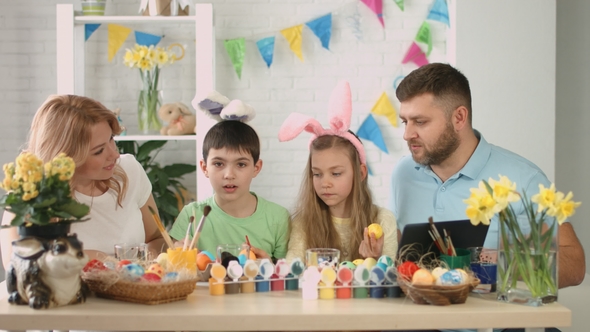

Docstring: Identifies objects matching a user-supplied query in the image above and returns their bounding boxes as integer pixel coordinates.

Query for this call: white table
[0,282,570,331]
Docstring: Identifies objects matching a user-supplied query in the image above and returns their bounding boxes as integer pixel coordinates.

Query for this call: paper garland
[427,0,450,26]
[107,24,132,62]
[357,114,388,154]
[224,38,246,78]
[360,0,384,27]
[305,14,332,50]
[85,24,100,41]
[256,36,275,68]
[371,92,398,128]
[281,25,304,62]
[135,31,162,47]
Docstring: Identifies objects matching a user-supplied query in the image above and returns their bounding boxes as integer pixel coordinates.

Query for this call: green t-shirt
[169,193,290,259]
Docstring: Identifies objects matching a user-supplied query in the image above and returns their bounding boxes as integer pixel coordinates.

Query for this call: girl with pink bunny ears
[279,81,398,263]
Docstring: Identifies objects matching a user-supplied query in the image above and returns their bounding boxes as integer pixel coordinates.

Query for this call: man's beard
[409,124,460,166]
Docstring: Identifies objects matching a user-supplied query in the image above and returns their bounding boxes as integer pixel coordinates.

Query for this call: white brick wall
[0,0,447,212]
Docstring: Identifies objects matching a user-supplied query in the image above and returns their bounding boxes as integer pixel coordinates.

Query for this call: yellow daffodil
[488,175,520,210]
[547,191,581,225]
[463,182,499,225]
[531,183,557,213]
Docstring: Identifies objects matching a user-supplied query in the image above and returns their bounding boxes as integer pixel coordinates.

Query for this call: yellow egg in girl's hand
[367,223,383,239]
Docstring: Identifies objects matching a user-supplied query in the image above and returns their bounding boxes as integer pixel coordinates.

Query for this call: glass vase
[496,216,558,306]
[137,88,162,134]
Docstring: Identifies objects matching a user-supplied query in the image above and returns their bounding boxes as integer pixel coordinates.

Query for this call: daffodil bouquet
[464,175,580,305]
[123,44,184,133]
[0,153,90,227]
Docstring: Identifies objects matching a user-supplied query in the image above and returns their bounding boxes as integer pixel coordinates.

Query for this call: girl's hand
[359,227,384,259]
[250,246,270,259]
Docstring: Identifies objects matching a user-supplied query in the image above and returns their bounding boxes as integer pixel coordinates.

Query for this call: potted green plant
[117,140,196,228]
[0,152,90,236]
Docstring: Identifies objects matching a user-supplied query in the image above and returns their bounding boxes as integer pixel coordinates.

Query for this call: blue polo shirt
[390,131,551,249]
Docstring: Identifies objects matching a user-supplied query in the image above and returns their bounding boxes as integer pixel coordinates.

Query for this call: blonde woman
[1,95,164,270]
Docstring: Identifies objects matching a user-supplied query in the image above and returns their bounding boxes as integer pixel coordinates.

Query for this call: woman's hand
[359,227,384,259]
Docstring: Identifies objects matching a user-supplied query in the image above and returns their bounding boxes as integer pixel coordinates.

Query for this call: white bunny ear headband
[278,81,366,164]
[197,91,256,122]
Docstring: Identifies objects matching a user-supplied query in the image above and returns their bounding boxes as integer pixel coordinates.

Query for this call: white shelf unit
[56,3,215,200]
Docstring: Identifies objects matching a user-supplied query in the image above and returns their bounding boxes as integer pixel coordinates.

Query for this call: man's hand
[359,227,384,259]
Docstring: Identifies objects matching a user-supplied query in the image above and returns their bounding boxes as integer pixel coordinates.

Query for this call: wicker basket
[83,276,197,305]
[398,277,480,305]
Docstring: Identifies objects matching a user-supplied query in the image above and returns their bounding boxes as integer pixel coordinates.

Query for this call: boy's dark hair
[202,121,260,163]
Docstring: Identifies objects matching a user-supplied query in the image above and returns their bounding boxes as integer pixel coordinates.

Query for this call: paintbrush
[182,216,194,251]
[188,205,211,250]
[148,206,174,249]
[428,216,447,254]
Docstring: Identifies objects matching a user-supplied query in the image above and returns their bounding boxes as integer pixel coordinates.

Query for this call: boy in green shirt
[169,120,290,260]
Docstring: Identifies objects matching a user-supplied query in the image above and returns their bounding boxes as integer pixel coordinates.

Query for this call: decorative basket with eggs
[396,260,480,306]
[81,258,198,305]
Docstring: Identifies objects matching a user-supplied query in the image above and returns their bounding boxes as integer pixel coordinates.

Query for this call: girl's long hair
[26,94,128,207]
[291,135,377,260]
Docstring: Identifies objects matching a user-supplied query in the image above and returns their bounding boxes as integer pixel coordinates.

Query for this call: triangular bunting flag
[224,38,246,79]
[361,0,384,27]
[135,31,162,47]
[281,25,304,62]
[357,114,388,153]
[371,92,398,128]
[305,14,332,50]
[394,0,404,11]
[107,24,132,62]
[402,42,429,67]
[414,21,432,56]
[256,36,275,68]
[85,24,100,41]
[427,0,450,26]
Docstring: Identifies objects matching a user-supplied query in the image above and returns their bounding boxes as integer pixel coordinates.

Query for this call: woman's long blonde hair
[26,94,128,207]
[291,135,378,260]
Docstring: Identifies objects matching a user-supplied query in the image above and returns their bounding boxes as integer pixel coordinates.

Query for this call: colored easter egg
[397,261,420,281]
[455,268,469,283]
[201,250,216,261]
[239,249,257,260]
[436,270,465,286]
[162,272,179,283]
[156,253,168,270]
[197,252,213,271]
[142,272,162,283]
[83,259,107,272]
[146,263,165,278]
[352,259,365,266]
[431,267,448,280]
[376,262,389,272]
[411,268,434,285]
[339,261,357,270]
[116,259,132,270]
[377,255,394,267]
[367,223,383,239]
[121,263,145,280]
[363,257,377,270]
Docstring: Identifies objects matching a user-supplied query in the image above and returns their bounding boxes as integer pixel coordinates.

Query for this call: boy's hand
[359,227,384,259]
[250,246,270,259]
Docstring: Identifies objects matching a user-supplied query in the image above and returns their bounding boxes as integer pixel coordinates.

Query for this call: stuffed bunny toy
[158,102,196,135]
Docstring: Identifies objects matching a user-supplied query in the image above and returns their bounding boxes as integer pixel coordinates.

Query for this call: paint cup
[114,243,147,261]
[217,243,250,268]
[469,247,498,293]
[439,248,471,270]
[166,247,197,273]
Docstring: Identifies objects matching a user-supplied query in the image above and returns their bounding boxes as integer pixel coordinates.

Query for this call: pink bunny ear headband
[197,91,256,123]
[278,81,366,164]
